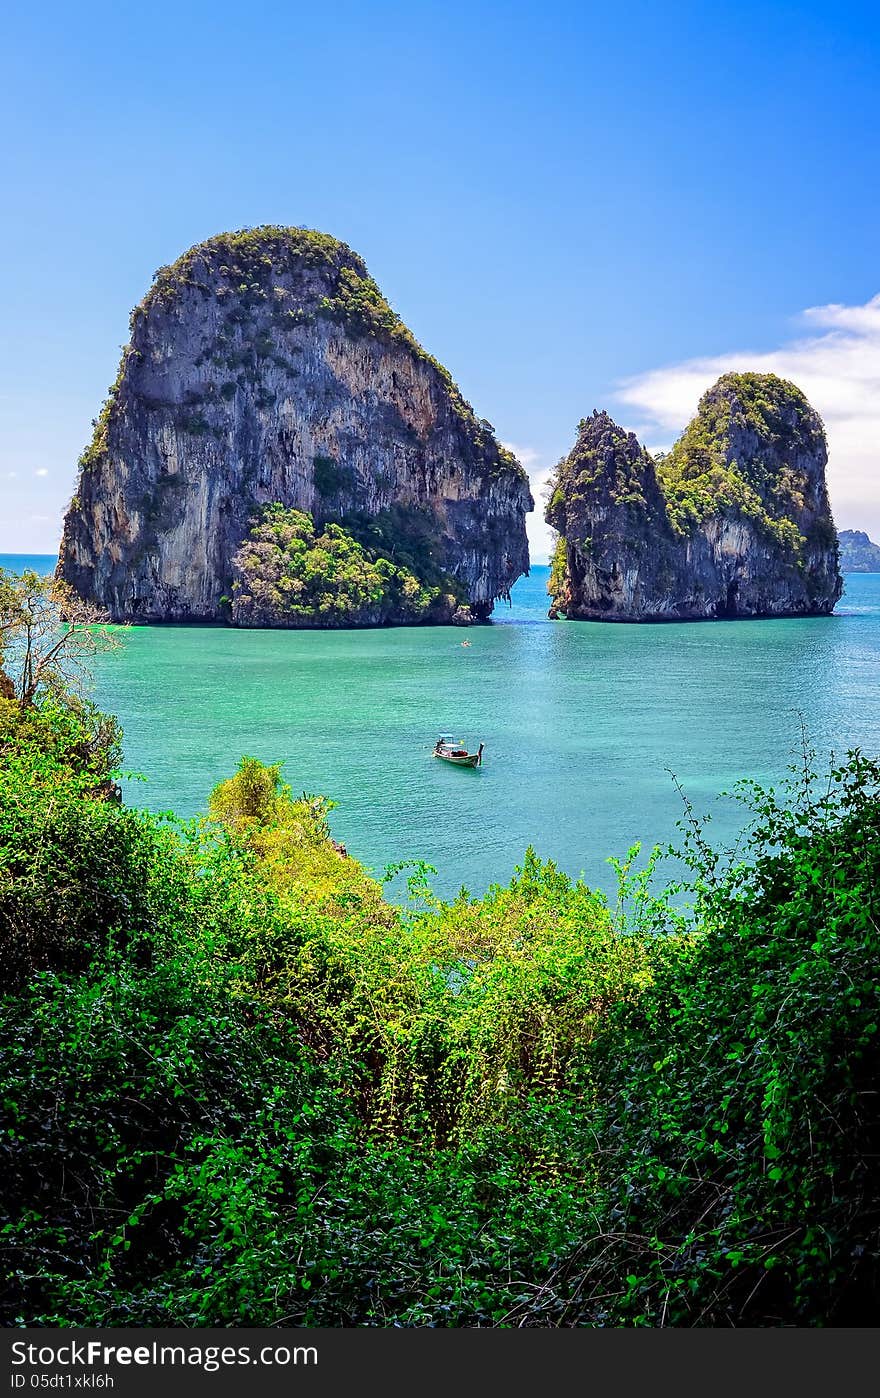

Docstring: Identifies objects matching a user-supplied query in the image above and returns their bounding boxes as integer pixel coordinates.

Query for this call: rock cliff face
[58,227,532,624]
[546,373,842,621]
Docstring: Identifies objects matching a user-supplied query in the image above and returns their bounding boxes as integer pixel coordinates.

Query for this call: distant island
[838,529,880,572]
[545,373,842,621]
[57,226,532,626]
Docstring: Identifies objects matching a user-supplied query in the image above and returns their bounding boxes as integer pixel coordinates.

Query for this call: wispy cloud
[34,468,49,477]
[503,442,541,472]
[614,293,880,536]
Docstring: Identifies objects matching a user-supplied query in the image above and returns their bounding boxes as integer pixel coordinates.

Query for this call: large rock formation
[838,529,880,573]
[58,227,532,624]
[546,373,842,621]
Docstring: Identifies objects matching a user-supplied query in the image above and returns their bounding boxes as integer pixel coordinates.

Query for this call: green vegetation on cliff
[546,411,659,531]
[1,626,879,1324]
[548,535,568,598]
[314,264,481,426]
[230,503,461,626]
[657,372,821,553]
[144,225,364,311]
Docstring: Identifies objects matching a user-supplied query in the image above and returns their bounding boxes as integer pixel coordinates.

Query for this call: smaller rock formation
[546,373,843,621]
[838,529,880,573]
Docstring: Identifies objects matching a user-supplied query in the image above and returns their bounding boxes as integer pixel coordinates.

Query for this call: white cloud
[503,441,556,566]
[34,468,49,477]
[614,293,880,538]
[503,441,541,472]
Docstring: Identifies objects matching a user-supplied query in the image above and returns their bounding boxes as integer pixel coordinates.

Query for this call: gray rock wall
[58,229,532,623]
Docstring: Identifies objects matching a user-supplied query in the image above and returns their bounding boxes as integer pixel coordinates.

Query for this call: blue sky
[2,0,879,558]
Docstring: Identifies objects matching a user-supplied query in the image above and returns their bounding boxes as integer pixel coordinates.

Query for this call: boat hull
[434,752,481,767]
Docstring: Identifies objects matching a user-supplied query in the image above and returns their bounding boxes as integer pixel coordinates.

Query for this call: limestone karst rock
[838,529,880,573]
[58,227,532,625]
[546,373,842,621]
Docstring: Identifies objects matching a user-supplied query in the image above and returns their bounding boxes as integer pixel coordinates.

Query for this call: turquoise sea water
[4,553,880,898]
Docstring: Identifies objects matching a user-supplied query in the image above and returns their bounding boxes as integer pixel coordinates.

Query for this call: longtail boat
[433,735,484,768]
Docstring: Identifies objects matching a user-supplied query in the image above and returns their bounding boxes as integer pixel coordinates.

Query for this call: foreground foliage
[1,703,878,1326]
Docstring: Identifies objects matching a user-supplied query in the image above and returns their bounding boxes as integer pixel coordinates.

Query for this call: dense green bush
[1,701,878,1325]
[0,693,121,795]
[0,697,156,982]
[230,504,455,626]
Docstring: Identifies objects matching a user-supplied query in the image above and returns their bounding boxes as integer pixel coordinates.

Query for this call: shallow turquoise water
[4,554,880,898]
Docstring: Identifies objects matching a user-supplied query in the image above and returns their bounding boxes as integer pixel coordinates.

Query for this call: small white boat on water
[432,734,484,768]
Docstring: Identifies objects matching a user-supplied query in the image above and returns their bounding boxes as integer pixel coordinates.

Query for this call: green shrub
[230,504,450,626]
